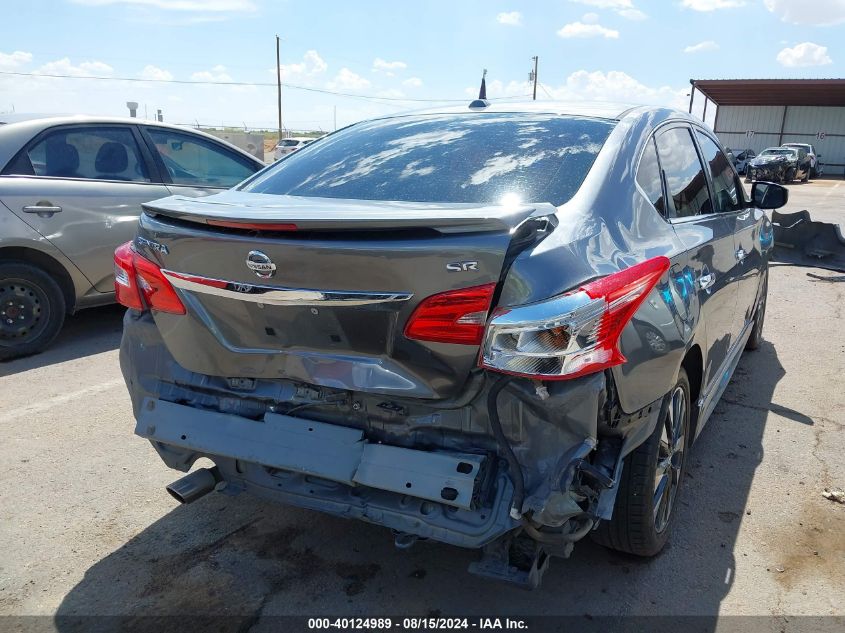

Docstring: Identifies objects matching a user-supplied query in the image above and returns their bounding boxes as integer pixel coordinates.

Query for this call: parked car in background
[782,142,822,178]
[273,136,314,160]
[117,101,785,588]
[747,146,809,183]
[731,148,756,174]
[0,114,265,360]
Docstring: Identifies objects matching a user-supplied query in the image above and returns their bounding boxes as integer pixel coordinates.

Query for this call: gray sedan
[0,114,265,359]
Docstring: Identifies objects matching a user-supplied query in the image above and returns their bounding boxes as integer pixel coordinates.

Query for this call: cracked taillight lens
[480,256,669,380]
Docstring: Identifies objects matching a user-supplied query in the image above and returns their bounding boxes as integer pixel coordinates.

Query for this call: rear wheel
[592,369,691,556]
[0,262,66,361]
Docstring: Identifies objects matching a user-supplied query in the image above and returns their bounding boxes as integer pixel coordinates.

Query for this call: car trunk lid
[136,192,555,399]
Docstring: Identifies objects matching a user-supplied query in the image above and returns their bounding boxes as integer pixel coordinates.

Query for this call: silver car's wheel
[592,368,691,556]
[654,385,687,533]
[0,263,66,361]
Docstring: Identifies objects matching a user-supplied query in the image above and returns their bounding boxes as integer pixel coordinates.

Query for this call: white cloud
[684,40,719,53]
[403,77,423,88]
[372,58,407,77]
[764,0,845,25]
[34,58,114,77]
[496,11,523,25]
[544,70,686,107]
[569,0,647,19]
[191,65,232,82]
[582,12,600,23]
[139,64,173,81]
[681,0,745,11]
[776,42,833,67]
[71,0,256,11]
[0,51,32,70]
[557,21,619,38]
[327,68,371,91]
[276,50,328,82]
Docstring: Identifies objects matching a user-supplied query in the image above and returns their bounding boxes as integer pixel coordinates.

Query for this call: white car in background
[273,136,314,161]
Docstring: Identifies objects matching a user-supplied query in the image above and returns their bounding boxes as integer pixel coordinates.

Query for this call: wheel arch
[0,246,77,313]
[680,343,703,438]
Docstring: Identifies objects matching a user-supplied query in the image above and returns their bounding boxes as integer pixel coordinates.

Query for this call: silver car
[0,114,265,360]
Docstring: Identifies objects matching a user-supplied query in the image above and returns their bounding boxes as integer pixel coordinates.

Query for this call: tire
[785,167,795,183]
[802,169,810,183]
[745,271,767,351]
[810,166,818,179]
[0,262,66,361]
[591,369,691,557]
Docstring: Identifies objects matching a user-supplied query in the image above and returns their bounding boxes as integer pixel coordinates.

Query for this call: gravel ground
[0,180,843,626]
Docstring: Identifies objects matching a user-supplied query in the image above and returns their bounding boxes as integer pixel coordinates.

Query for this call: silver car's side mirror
[751,181,788,209]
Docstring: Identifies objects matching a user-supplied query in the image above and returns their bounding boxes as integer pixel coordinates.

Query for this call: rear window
[243,113,616,205]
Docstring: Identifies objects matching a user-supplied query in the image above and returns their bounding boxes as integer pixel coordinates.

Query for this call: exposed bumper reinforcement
[137,398,486,511]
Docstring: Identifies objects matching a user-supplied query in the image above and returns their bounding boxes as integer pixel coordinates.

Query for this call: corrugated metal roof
[691,79,845,106]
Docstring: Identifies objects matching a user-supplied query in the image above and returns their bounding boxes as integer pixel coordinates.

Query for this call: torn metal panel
[772,210,845,273]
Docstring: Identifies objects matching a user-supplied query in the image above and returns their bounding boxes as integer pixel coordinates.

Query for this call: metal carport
[689,78,845,176]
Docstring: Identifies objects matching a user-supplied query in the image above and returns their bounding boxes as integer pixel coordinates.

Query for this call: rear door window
[695,132,743,213]
[636,137,666,215]
[655,126,712,219]
[145,128,257,188]
[4,126,150,182]
[243,113,616,205]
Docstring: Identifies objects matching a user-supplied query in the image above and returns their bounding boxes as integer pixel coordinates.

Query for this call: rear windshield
[243,113,616,205]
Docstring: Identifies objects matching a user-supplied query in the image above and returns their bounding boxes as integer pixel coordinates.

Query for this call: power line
[0,70,521,104]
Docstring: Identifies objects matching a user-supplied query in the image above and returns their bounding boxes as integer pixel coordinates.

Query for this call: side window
[146,128,256,188]
[655,127,712,219]
[636,137,666,215]
[4,126,150,182]
[695,132,743,213]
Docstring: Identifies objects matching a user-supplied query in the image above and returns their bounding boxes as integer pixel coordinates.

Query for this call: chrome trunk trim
[161,270,413,307]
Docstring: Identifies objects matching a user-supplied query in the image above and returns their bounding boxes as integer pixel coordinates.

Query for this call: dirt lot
[0,179,843,626]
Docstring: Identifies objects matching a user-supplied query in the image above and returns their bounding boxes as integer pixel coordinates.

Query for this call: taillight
[480,256,670,380]
[113,241,185,315]
[404,283,497,345]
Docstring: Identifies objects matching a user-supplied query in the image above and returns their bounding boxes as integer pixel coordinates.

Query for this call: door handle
[22,204,62,216]
[736,248,747,262]
[699,273,715,290]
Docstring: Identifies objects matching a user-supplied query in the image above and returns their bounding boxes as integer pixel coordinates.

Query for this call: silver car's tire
[591,369,691,556]
[0,262,66,361]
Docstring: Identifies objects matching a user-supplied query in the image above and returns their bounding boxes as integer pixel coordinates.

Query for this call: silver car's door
[138,125,262,198]
[655,125,741,403]
[0,124,169,293]
[694,131,763,344]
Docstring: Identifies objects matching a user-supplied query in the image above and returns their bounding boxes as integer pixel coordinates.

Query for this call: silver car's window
[7,126,150,182]
[695,132,742,213]
[655,127,712,219]
[243,113,616,205]
[636,137,665,215]
[146,128,257,189]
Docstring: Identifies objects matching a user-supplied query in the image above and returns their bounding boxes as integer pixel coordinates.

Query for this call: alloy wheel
[653,385,687,534]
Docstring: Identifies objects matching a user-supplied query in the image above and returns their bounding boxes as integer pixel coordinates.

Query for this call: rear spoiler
[142,191,558,235]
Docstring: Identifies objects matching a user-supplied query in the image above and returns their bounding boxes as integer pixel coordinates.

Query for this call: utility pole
[530,56,539,101]
[276,35,283,142]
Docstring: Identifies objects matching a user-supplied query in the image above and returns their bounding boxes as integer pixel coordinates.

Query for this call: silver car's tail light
[480,256,669,380]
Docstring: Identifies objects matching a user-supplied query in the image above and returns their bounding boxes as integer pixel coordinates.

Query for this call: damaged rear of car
[118,104,775,587]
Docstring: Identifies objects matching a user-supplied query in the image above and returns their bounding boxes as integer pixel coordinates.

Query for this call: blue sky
[1,0,843,132]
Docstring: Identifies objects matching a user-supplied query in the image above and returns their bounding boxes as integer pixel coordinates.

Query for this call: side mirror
[751,181,788,209]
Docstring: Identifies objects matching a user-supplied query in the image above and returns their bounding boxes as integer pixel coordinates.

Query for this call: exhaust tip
[166,467,219,504]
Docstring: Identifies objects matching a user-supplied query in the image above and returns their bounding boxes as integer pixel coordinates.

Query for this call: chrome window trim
[162,270,413,307]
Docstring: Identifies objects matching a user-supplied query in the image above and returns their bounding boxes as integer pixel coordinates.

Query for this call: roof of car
[380,100,657,122]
